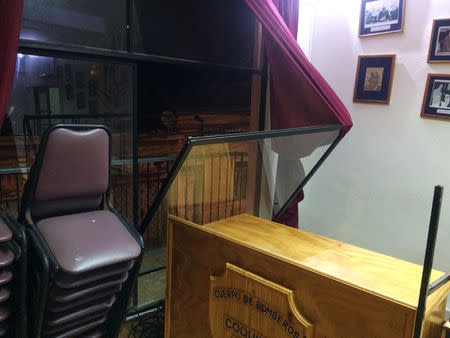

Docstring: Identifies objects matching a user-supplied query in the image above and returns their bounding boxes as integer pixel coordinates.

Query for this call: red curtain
[243,0,353,227]
[0,0,23,130]
[269,0,301,228]
[245,0,352,134]
[270,0,299,37]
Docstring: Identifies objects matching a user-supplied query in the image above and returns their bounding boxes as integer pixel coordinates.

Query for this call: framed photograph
[353,54,396,104]
[427,18,450,63]
[359,0,405,37]
[420,74,450,120]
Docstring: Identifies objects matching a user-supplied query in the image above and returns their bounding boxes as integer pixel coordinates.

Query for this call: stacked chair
[0,210,27,338]
[19,124,144,337]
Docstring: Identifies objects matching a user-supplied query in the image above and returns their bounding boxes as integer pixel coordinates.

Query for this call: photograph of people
[363,67,383,92]
[430,80,450,109]
[364,0,400,29]
[435,27,450,56]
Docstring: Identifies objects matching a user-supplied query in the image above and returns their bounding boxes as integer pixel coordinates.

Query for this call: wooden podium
[165,214,450,338]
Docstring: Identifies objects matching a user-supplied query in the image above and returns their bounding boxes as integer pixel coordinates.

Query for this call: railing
[0,159,138,221]
[0,151,248,250]
[166,151,248,225]
[0,167,27,217]
[22,113,132,168]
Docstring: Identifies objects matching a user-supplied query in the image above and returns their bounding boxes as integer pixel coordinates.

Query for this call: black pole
[126,0,131,53]
[132,64,139,227]
[258,54,268,132]
[413,185,444,338]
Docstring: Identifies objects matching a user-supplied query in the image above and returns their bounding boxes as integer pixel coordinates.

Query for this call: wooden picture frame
[353,54,396,104]
[427,18,450,63]
[420,74,450,120]
[359,0,405,37]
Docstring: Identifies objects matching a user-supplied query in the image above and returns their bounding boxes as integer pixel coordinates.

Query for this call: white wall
[298,0,450,310]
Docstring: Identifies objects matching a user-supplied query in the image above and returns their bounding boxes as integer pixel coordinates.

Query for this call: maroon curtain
[269,0,302,228]
[245,0,352,134]
[270,0,299,37]
[243,0,353,227]
[0,0,23,130]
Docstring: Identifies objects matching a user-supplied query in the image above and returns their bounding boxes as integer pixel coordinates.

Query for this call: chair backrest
[26,125,110,220]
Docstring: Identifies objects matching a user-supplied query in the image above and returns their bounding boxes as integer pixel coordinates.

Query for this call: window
[131,0,257,67]
[21,0,127,50]
[1,54,134,220]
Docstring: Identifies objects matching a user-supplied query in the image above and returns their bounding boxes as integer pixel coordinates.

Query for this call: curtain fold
[0,0,23,130]
[245,0,352,135]
[270,0,299,37]
[243,0,353,227]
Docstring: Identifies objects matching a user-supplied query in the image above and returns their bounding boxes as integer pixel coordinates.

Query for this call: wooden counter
[165,214,450,338]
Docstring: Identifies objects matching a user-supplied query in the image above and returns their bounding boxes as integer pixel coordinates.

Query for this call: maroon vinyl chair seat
[45,295,116,327]
[0,288,10,303]
[49,272,128,303]
[36,210,140,274]
[84,329,104,338]
[0,249,13,268]
[0,220,12,244]
[46,285,122,313]
[0,306,10,322]
[0,271,12,286]
[55,260,134,289]
[42,311,107,337]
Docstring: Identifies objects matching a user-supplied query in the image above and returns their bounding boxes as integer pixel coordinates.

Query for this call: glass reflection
[21,0,127,50]
[136,128,340,309]
[0,54,134,221]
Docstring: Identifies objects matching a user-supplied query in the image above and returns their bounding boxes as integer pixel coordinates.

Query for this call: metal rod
[190,124,342,146]
[23,113,129,120]
[126,0,131,53]
[132,63,139,227]
[18,40,263,74]
[126,299,165,321]
[258,54,268,132]
[138,265,166,277]
[428,272,450,295]
[413,185,444,338]
[131,62,139,309]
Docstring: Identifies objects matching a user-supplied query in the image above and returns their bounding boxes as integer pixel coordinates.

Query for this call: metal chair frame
[18,124,144,338]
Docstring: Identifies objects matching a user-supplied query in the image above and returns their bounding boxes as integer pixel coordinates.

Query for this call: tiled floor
[120,248,167,337]
[137,247,166,308]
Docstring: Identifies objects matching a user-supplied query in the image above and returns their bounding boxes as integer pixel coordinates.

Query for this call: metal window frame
[15,0,273,320]
[139,123,344,235]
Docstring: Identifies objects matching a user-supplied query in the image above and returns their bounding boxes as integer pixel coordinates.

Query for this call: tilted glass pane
[165,129,339,225]
[134,127,340,309]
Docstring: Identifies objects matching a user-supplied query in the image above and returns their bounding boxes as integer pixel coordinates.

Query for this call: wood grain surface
[165,214,450,338]
[210,263,313,338]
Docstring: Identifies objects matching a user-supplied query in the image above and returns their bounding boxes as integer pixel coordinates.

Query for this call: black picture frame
[353,54,396,104]
[427,18,450,63]
[421,74,450,120]
[359,0,405,37]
